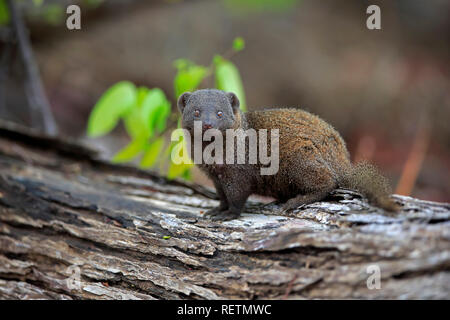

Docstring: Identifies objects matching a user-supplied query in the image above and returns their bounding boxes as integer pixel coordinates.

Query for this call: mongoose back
[178,89,397,220]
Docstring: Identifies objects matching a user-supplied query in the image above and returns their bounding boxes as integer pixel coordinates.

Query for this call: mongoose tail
[340,161,399,212]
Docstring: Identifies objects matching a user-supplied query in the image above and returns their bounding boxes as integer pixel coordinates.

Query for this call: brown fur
[178,89,397,220]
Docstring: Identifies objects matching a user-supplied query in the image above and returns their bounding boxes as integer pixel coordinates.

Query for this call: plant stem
[7,0,58,135]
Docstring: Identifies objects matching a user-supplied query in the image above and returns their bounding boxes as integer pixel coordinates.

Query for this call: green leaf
[152,98,171,133]
[181,169,192,181]
[0,0,10,25]
[232,37,245,52]
[144,89,171,135]
[87,81,136,137]
[140,137,164,168]
[123,105,146,139]
[166,136,193,180]
[123,87,148,139]
[112,135,147,163]
[136,86,150,105]
[167,161,193,180]
[124,87,170,142]
[173,59,208,99]
[173,59,189,70]
[214,56,247,111]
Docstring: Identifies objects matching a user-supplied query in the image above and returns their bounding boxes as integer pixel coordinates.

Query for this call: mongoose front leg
[209,178,252,221]
[205,178,229,217]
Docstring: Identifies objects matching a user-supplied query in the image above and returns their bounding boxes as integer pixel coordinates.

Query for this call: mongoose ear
[177,92,191,114]
[226,92,240,112]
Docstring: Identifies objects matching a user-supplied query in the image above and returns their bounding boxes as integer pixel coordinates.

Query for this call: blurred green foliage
[0,0,298,27]
[0,0,64,26]
[173,59,208,99]
[214,55,247,111]
[82,0,104,9]
[0,0,105,26]
[232,36,245,52]
[223,0,300,14]
[87,82,171,167]
[87,81,137,137]
[32,0,44,6]
[41,3,64,26]
[0,0,10,25]
[87,38,247,181]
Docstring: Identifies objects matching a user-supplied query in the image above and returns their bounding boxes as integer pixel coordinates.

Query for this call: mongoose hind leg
[280,159,337,211]
[281,190,331,211]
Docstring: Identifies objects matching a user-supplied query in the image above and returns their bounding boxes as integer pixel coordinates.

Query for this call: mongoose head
[177,89,241,133]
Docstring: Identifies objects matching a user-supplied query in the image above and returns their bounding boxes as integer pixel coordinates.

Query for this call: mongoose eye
[194,110,201,117]
[217,111,223,118]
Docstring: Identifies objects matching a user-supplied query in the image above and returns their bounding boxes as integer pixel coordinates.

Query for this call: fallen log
[0,120,449,299]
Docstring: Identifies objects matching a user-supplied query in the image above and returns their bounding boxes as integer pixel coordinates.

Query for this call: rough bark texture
[0,120,449,300]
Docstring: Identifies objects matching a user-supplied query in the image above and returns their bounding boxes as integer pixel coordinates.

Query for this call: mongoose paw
[204,207,226,217]
[209,210,240,221]
[281,200,306,212]
[262,200,283,210]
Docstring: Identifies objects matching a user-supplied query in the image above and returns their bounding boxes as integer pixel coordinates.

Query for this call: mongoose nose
[203,123,212,130]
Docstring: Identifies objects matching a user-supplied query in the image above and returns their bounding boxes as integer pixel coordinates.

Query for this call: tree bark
[0,120,449,300]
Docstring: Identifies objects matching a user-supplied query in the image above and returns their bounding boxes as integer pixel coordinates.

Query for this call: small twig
[282,274,299,299]
[0,28,14,113]
[7,0,58,135]
[395,116,430,196]
[201,46,239,87]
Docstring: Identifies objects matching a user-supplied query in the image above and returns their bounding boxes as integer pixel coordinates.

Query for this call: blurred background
[1,0,449,202]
